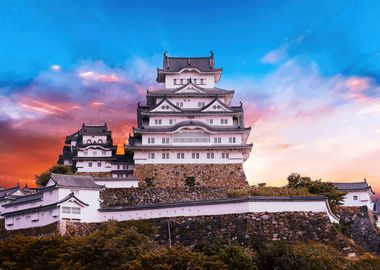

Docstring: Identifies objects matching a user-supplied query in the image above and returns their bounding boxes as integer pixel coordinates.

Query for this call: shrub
[349,254,380,270]
[226,186,312,197]
[144,177,155,188]
[184,176,196,187]
[129,246,227,270]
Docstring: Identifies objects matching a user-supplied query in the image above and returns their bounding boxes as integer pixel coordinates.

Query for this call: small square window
[353,196,358,200]
[89,162,92,167]
[97,162,101,167]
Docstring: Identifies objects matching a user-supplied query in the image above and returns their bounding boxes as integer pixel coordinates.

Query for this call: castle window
[162,137,169,144]
[177,153,185,159]
[148,138,155,144]
[149,153,155,159]
[117,165,120,169]
[98,139,103,144]
[89,162,92,167]
[174,79,177,85]
[93,151,97,156]
[206,152,214,159]
[200,78,205,84]
[180,79,184,84]
[229,137,236,143]
[198,102,206,107]
[222,153,230,159]
[102,150,106,155]
[87,139,91,144]
[221,119,228,124]
[154,119,162,125]
[71,207,81,214]
[209,119,214,124]
[175,102,183,107]
[84,151,88,156]
[191,153,200,159]
[194,78,197,84]
[214,137,221,144]
[353,195,358,200]
[169,119,173,124]
[162,152,169,159]
[97,162,101,167]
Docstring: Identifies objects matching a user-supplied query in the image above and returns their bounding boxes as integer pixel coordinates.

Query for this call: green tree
[286,173,346,210]
[35,165,74,186]
[218,245,258,270]
[129,246,226,270]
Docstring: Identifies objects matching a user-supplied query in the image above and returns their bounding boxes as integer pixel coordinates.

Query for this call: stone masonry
[133,163,248,188]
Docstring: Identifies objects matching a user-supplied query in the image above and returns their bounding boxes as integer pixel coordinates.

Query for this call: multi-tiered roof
[128,52,252,164]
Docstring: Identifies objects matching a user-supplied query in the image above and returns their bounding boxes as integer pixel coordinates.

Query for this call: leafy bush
[129,246,227,270]
[144,177,155,187]
[184,176,196,187]
[348,254,380,270]
[255,242,347,270]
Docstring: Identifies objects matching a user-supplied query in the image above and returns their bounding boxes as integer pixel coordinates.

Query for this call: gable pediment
[150,99,181,112]
[201,99,232,112]
[174,82,207,94]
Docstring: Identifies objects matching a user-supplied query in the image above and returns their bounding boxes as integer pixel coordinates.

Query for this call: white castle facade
[129,52,252,165]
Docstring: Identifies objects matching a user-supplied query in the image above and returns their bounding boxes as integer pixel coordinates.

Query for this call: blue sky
[1,0,379,81]
[1,0,380,190]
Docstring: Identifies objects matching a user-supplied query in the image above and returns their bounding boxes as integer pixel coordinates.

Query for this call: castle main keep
[128,52,253,187]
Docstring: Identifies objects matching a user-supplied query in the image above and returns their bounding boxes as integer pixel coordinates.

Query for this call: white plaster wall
[142,133,242,146]
[100,199,338,224]
[165,73,215,88]
[111,163,133,170]
[76,161,112,172]
[94,180,138,188]
[133,150,244,164]
[82,135,107,144]
[77,147,112,157]
[5,207,60,230]
[148,115,235,127]
[58,188,101,223]
[341,191,374,210]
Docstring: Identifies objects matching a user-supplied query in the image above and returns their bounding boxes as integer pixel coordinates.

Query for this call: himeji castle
[128,52,253,187]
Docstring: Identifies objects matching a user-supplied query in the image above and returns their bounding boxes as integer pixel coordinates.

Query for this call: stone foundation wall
[337,206,380,254]
[100,187,237,207]
[133,163,248,188]
[0,220,59,240]
[65,212,355,253]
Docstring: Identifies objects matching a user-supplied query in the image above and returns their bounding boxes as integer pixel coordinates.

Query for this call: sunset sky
[0,0,379,194]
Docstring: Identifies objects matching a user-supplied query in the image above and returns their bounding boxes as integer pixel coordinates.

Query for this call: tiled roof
[334,181,370,191]
[0,186,20,199]
[50,173,104,189]
[148,86,233,96]
[135,120,251,133]
[3,193,43,207]
[333,181,375,194]
[160,53,221,73]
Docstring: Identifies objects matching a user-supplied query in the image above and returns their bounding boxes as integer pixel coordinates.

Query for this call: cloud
[227,60,380,190]
[260,44,288,64]
[0,57,159,187]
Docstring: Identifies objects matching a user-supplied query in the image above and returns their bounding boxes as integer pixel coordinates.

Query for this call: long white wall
[100,199,339,224]
[133,150,244,164]
[165,73,215,88]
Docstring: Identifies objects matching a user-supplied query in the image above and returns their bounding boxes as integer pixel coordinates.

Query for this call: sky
[0,0,379,193]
